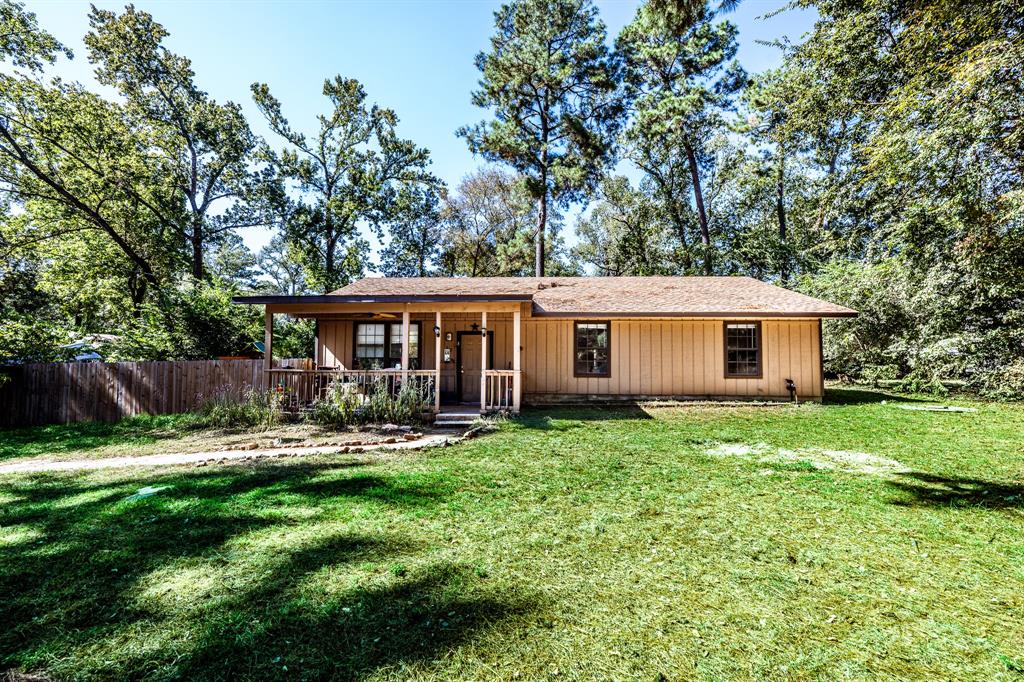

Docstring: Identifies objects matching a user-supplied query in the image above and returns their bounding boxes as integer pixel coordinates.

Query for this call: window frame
[353,321,386,368]
[386,321,422,370]
[723,320,763,379]
[572,320,612,378]
[352,320,423,369]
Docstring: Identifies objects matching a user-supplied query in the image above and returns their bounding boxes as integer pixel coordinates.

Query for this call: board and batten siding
[318,315,822,401]
[317,314,514,397]
[522,318,823,400]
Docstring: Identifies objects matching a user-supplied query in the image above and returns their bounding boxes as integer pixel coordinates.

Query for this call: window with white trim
[354,321,421,369]
[354,323,385,368]
[388,322,420,369]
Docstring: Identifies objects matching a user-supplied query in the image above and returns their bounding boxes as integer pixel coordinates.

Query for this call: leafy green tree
[109,280,262,361]
[436,168,539,277]
[207,233,259,288]
[0,244,46,315]
[272,318,315,359]
[620,129,699,273]
[572,176,675,275]
[85,5,269,280]
[380,187,443,277]
[252,77,435,292]
[256,234,308,296]
[459,0,623,276]
[0,312,70,362]
[0,3,279,361]
[704,137,821,280]
[0,78,179,305]
[782,0,1024,396]
[739,71,798,283]
[0,0,72,71]
[618,0,744,274]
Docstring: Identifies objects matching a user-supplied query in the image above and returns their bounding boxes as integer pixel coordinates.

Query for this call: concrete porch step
[434,409,481,429]
[434,421,477,429]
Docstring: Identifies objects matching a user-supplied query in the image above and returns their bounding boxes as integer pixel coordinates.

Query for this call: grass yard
[0,417,400,463]
[1,388,1022,680]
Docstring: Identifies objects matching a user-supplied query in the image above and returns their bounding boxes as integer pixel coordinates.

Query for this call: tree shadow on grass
[0,459,502,679]
[0,460,435,527]
[174,559,537,679]
[823,387,937,403]
[284,472,443,507]
[823,387,930,405]
[0,414,193,461]
[887,471,1024,509]
[515,404,653,430]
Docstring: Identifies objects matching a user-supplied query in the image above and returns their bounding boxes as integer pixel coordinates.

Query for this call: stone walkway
[0,433,455,475]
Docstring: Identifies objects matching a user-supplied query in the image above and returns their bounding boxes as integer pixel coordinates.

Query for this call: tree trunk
[684,140,711,275]
[324,229,336,294]
[668,201,692,274]
[536,122,549,278]
[776,146,788,285]
[535,191,547,278]
[128,269,147,309]
[191,229,204,280]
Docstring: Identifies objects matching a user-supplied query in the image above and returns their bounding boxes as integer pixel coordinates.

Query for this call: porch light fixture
[480,326,487,336]
[433,325,440,338]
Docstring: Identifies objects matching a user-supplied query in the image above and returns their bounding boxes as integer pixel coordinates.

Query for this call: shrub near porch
[0,388,1022,680]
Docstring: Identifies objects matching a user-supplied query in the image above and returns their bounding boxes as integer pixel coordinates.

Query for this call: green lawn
[0,416,387,463]
[0,414,197,462]
[1,388,1022,680]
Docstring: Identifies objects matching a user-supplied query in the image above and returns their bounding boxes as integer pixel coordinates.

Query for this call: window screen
[725,323,761,377]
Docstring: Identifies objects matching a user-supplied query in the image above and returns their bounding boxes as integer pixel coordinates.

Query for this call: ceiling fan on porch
[369,312,399,320]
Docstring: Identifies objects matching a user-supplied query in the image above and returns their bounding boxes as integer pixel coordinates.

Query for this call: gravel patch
[706,442,910,475]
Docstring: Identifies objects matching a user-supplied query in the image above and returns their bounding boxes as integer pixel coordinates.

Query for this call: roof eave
[530,310,858,318]
[232,294,535,305]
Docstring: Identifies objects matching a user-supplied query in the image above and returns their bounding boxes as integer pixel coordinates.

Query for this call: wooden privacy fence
[0,358,312,427]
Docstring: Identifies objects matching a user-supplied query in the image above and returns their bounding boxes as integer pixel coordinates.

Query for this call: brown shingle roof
[331,276,857,317]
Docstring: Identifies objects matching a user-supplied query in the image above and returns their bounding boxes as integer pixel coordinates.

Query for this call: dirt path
[0,434,456,475]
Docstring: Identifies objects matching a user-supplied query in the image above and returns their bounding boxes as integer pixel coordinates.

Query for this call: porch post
[434,311,442,413]
[513,306,521,413]
[480,311,488,413]
[313,319,320,368]
[263,307,274,388]
[401,308,410,382]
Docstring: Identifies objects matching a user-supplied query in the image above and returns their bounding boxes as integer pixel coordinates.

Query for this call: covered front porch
[259,299,525,415]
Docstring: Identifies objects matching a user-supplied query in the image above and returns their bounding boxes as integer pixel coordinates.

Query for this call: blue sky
[30,0,816,263]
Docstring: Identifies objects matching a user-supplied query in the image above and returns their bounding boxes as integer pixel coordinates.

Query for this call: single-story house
[234,276,856,414]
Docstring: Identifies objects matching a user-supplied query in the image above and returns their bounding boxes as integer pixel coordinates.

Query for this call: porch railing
[483,369,517,412]
[266,369,437,412]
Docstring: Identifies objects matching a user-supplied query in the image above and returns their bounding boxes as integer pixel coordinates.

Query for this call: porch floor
[438,404,483,414]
